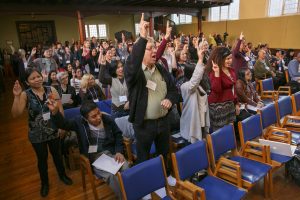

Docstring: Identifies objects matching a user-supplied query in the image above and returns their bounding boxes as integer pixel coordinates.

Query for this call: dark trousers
[32,137,66,185]
[133,116,170,165]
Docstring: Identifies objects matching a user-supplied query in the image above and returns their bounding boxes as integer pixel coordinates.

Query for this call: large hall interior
[0,0,300,199]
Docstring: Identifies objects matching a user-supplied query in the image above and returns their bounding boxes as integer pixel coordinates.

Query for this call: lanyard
[88,87,98,100]
[83,124,99,146]
[31,88,48,112]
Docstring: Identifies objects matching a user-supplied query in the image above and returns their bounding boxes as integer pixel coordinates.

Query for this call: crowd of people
[6,12,300,198]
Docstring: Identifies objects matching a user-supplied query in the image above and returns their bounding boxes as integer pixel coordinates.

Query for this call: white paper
[61,94,72,104]
[167,175,177,187]
[92,154,124,175]
[171,133,182,138]
[155,187,166,198]
[146,80,157,91]
[247,105,258,112]
[119,95,127,102]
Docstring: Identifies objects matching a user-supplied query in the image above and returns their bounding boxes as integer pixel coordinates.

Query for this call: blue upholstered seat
[118,156,172,200]
[174,141,247,200]
[210,124,271,186]
[64,107,80,119]
[196,176,246,200]
[230,156,271,183]
[96,99,112,114]
[240,114,293,164]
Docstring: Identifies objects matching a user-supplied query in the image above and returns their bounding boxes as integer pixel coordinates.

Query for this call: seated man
[288,53,300,82]
[48,100,128,198]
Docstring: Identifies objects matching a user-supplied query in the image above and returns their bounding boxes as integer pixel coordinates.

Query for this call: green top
[143,64,168,120]
[254,59,274,79]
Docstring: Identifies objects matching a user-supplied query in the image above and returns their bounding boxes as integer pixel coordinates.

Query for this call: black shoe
[40,184,49,197]
[60,175,73,185]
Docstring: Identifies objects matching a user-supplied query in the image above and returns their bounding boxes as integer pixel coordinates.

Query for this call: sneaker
[60,175,73,185]
[40,184,49,197]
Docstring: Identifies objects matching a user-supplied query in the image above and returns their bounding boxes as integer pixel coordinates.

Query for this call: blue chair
[260,78,291,103]
[64,107,80,119]
[258,103,296,144]
[207,124,272,198]
[96,99,112,114]
[172,141,247,200]
[292,91,300,115]
[275,96,300,144]
[117,156,176,200]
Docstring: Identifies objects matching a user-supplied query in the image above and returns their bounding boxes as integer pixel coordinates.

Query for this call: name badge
[119,96,127,102]
[240,104,245,110]
[88,145,98,153]
[244,56,250,61]
[94,68,99,73]
[66,60,70,64]
[42,112,51,121]
[146,80,157,91]
[93,99,99,103]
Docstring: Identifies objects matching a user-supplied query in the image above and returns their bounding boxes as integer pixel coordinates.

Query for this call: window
[171,14,192,24]
[268,0,299,16]
[98,24,107,38]
[135,23,140,36]
[209,0,240,21]
[85,24,108,39]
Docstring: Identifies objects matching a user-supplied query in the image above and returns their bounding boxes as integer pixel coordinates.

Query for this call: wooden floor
[0,78,300,200]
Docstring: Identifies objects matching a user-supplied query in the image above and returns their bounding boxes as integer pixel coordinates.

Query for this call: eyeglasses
[145,46,157,51]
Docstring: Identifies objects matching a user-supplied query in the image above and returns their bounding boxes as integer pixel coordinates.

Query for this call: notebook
[259,139,298,157]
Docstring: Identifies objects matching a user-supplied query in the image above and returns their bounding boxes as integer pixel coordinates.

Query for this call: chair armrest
[214,157,242,187]
[285,115,300,128]
[278,86,291,95]
[175,180,206,200]
[264,128,292,144]
[261,91,278,100]
[240,141,271,164]
[123,137,134,164]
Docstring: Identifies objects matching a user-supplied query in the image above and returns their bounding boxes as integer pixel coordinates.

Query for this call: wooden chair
[259,78,291,102]
[206,124,272,198]
[79,155,109,200]
[291,91,300,116]
[172,141,247,200]
[117,156,179,200]
[285,70,290,84]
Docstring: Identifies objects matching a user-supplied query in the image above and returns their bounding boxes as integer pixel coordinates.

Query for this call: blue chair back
[120,156,167,200]
[64,107,80,119]
[277,96,293,119]
[260,103,277,129]
[293,91,300,112]
[175,141,209,180]
[240,115,263,143]
[96,99,112,114]
[262,78,274,91]
[210,124,237,161]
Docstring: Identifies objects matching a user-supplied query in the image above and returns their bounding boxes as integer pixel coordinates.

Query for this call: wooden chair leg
[264,175,269,199]
[269,171,273,199]
[81,167,86,191]
[90,178,99,200]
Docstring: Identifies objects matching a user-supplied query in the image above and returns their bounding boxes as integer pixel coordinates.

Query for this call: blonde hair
[80,74,94,89]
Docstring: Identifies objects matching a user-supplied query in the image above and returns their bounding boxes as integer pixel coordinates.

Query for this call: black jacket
[51,112,124,160]
[124,37,178,125]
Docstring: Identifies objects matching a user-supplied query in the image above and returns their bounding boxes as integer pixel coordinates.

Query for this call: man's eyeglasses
[145,46,157,51]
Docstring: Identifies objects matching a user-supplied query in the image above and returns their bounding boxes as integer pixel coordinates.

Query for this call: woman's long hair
[206,47,231,73]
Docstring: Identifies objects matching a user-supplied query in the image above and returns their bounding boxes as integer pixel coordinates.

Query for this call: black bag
[286,154,300,186]
[200,72,211,95]
[288,80,300,94]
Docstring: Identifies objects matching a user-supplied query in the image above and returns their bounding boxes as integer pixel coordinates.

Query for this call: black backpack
[286,154,300,186]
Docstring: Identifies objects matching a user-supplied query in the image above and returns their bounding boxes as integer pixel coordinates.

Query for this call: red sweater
[208,68,237,104]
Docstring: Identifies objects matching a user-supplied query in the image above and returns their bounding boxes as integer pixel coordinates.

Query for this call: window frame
[268,0,300,17]
[171,14,192,24]
[84,24,108,39]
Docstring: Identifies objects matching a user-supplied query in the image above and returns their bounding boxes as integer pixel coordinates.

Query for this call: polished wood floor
[0,78,300,200]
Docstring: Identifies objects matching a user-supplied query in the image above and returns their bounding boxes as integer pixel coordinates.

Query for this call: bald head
[258,49,266,60]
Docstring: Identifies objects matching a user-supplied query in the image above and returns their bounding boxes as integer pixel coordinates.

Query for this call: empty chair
[275,96,300,144]
[258,103,296,144]
[260,78,290,103]
[238,114,292,169]
[291,91,300,115]
[207,124,272,198]
[172,140,247,200]
[117,156,176,200]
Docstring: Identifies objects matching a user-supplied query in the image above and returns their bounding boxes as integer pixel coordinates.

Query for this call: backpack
[286,154,300,186]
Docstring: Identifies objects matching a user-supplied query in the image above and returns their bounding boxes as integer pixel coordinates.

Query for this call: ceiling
[0,0,232,17]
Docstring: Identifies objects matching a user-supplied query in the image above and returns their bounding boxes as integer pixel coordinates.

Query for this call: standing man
[124,13,178,164]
